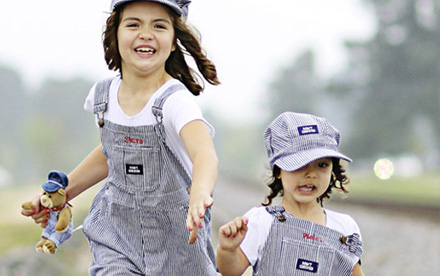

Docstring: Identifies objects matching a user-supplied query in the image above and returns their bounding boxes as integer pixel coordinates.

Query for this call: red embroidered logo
[303,233,323,242]
[124,136,144,144]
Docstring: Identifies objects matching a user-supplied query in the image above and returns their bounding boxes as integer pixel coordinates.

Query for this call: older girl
[23,0,220,275]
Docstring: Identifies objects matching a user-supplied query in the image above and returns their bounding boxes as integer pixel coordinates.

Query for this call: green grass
[0,223,42,251]
[0,184,99,276]
[348,172,440,207]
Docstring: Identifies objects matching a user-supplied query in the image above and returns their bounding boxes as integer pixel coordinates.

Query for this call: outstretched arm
[180,120,218,244]
[66,143,108,200]
[216,217,251,276]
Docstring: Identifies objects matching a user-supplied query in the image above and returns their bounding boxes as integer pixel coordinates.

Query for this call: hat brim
[113,0,184,17]
[42,182,62,193]
[273,148,352,172]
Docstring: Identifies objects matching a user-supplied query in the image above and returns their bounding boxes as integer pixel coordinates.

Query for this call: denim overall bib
[253,206,362,276]
[82,78,217,276]
[42,207,73,248]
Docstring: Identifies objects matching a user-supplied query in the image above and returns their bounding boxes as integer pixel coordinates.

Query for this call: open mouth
[298,185,317,192]
[135,47,156,54]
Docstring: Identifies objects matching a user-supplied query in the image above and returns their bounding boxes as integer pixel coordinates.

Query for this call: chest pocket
[279,237,337,276]
[111,145,161,193]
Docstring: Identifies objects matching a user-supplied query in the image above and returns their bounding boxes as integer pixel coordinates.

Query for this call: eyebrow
[122,17,172,25]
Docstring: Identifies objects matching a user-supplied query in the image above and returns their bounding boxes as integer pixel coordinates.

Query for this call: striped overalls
[82,79,217,275]
[253,206,362,276]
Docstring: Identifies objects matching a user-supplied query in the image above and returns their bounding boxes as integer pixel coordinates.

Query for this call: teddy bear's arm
[21,201,40,214]
[55,207,72,233]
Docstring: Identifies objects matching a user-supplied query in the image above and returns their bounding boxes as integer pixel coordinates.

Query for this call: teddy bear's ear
[57,189,66,196]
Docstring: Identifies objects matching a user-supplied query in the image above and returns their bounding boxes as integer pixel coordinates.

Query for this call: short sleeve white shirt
[83,77,215,177]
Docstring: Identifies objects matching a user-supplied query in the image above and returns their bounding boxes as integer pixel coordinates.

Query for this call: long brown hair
[262,158,350,207]
[102,3,220,95]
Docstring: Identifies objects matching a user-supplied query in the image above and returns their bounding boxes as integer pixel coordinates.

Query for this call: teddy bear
[21,170,73,254]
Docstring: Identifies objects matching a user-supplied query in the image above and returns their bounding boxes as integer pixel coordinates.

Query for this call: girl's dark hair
[262,158,350,207]
[102,4,220,95]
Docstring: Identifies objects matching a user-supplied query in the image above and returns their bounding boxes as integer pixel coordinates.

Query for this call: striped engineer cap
[264,112,352,172]
[111,0,191,18]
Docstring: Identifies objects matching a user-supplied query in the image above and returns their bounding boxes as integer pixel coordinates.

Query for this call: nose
[303,165,317,178]
[139,28,153,40]
[41,195,51,208]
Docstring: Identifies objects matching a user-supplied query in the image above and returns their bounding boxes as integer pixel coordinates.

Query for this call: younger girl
[217,112,364,276]
[22,0,220,275]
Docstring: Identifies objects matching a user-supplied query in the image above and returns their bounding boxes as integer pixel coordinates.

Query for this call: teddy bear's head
[40,188,67,208]
[40,170,69,209]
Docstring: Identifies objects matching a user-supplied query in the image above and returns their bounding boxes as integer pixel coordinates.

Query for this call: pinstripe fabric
[264,112,351,172]
[253,206,362,276]
[83,79,216,275]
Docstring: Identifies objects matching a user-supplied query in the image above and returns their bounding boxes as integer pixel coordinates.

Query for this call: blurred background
[0,0,438,275]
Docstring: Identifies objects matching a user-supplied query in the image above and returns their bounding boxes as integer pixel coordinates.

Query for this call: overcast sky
[0,0,375,123]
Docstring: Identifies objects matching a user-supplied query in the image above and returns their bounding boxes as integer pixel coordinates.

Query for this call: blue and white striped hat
[264,112,352,172]
[111,0,191,18]
[42,170,69,193]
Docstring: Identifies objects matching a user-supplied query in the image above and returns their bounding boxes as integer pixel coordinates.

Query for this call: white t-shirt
[240,206,362,267]
[83,77,215,177]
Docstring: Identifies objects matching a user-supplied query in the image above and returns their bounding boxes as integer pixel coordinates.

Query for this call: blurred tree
[266,50,323,122]
[0,65,30,180]
[261,49,353,152]
[205,111,266,184]
[342,0,440,162]
[0,66,101,183]
[23,77,98,176]
[216,50,340,184]
[262,0,439,172]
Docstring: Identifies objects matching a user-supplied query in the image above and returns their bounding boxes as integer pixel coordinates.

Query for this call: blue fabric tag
[296,259,319,273]
[298,125,319,135]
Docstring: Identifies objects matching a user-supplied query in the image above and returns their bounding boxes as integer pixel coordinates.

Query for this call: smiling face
[117,1,175,78]
[280,158,333,208]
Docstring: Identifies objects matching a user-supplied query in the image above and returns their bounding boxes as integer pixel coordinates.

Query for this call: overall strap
[93,78,113,128]
[265,206,287,222]
[151,83,186,123]
[340,233,363,257]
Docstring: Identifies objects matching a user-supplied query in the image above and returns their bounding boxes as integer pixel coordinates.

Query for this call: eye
[154,23,167,30]
[126,23,139,28]
[318,162,330,168]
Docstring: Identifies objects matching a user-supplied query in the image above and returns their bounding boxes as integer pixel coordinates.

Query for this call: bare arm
[216,217,251,276]
[66,143,108,200]
[352,263,365,276]
[180,120,218,244]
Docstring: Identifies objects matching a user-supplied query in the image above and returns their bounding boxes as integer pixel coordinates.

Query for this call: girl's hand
[218,217,249,252]
[21,193,48,227]
[186,190,214,244]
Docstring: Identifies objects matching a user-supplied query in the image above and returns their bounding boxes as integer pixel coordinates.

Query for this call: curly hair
[262,158,350,207]
[102,3,220,95]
